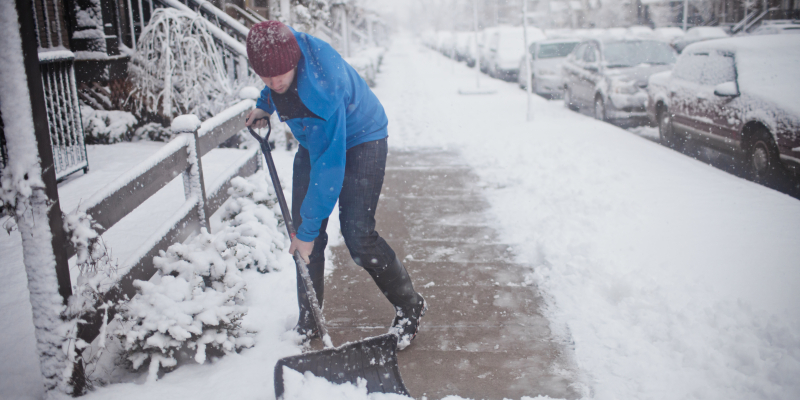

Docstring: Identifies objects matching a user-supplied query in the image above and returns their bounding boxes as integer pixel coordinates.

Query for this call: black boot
[369,257,427,350]
[295,258,324,342]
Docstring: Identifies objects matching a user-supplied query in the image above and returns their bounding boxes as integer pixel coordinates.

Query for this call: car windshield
[603,41,676,67]
[536,42,578,59]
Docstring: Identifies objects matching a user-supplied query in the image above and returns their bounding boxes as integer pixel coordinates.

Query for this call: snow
[37,49,75,62]
[378,34,800,400]
[686,35,800,117]
[171,115,202,133]
[2,26,800,400]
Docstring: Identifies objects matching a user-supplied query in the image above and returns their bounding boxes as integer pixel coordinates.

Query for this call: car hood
[605,64,673,86]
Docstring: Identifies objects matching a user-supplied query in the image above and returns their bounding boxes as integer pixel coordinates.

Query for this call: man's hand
[246,108,270,129]
[289,236,314,264]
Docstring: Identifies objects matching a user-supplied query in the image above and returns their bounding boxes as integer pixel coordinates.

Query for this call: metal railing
[38,51,89,180]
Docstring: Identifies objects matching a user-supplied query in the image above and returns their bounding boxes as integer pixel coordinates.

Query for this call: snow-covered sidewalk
[376,35,800,399]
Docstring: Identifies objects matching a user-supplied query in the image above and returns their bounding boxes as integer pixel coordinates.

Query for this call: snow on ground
[376,35,800,399]
[3,31,800,400]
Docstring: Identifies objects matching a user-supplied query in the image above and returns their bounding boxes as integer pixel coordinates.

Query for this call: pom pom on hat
[246,21,302,77]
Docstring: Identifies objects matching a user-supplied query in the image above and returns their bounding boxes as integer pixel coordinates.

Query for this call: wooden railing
[72,98,260,344]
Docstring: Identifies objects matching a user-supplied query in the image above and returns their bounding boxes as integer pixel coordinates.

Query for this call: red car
[647,35,800,180]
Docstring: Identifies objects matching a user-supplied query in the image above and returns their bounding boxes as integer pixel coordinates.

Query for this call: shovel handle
[248,115,330,346]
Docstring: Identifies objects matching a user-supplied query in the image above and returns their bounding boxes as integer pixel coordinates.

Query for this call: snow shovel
[246,117,410,399]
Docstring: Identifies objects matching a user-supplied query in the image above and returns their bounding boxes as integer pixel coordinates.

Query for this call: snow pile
[281,367,412,400]
[81,105,139,144]
[114,228,254,381]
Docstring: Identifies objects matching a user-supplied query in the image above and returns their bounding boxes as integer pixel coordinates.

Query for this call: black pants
[292,137,396,279]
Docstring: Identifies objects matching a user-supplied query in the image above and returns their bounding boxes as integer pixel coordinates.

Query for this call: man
[244,21,426,350]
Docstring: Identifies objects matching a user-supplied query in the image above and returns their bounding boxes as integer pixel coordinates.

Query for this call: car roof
[684,33,800,54]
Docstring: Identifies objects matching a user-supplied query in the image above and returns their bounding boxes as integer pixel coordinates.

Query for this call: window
[673,53,707,83]
[537,42,579,59]
[700,52,736,86]
[583,45,597,63]
[572,43,587,62]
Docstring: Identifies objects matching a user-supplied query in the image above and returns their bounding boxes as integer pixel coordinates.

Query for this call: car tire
[658,107,683,151]
[594,96,606,121]
[747,128,780,183]
[564,86,578,111]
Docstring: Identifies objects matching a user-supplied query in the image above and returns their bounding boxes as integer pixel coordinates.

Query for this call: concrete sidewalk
[321,148,580,399]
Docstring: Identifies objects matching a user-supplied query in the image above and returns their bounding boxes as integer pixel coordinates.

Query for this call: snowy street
[3,28,800,400]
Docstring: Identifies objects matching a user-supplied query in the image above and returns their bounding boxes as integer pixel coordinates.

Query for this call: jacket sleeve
[296,104,347,242]
[255,87,275,114]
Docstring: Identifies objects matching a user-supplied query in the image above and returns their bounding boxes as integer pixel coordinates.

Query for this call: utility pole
[683,0,689,30]
[473,0,481,88]
[523,0,533,121]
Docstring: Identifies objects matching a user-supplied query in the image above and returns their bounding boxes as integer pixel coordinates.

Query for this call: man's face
[261,68,295,94]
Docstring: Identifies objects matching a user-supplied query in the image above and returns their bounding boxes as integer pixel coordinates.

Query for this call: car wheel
[518,62,527,89]
[594,96,606,121]
[564,86,578,111]
[748,129,780,183]
[658,107,683,151]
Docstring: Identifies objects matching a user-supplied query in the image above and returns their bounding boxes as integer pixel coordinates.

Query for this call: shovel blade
[274,333,409,398]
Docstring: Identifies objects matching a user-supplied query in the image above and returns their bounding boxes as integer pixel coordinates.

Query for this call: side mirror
[714,81,739,97]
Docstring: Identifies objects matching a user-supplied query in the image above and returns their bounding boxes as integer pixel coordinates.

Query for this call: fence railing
[38,50,89,180]
[72,98,260,344]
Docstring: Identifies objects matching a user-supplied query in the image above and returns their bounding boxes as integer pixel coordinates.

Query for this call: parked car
[455,31,478,67]
[750,20,800,35]
[484,26,545,81]
[671,26,728,53]
[647,35,800,180]
[562,37,677,125]
[518,38,580,98]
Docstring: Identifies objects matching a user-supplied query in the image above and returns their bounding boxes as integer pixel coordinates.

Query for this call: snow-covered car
[671,26,728,53]
[455,31,478,66]
[646,35,800,180]
[518,38,580,98]
[484,26,545,81]
[562,37,676,125]
[750,20,800,35]
[436,31,457,58]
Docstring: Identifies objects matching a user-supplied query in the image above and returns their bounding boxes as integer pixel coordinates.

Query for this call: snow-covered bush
[128,8,244,121]
[132,122,175,142]
[218,170,288,273]
[113,171,287,379]
[114,229,254,380]
[80,105,138,144]
[289,0,331,33]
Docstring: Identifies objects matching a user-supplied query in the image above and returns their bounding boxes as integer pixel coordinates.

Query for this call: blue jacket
[256,28,388,241]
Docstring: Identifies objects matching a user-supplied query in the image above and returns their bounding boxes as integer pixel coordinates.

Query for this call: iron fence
[39,52,89,180]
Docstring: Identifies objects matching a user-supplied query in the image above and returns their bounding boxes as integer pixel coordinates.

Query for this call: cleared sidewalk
[321,148,580,399]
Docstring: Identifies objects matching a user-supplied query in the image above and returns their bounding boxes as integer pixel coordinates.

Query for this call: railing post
[172,115,210,230]
[3,0,77,395]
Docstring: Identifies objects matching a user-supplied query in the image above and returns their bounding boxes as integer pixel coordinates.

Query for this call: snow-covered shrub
[218,170,288,273]
[114,229,254,381]
[132,122,175,142]
[128,8,248,121]
[289,0,330,33]
[80,105,139,144]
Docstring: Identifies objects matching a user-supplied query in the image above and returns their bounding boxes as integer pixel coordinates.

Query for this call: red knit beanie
[246,21,302,78]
